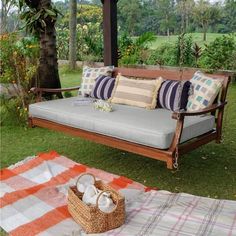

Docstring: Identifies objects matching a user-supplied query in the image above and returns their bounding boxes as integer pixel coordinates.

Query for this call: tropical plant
[175,34,195,67]
[192,43,202,67]
[118,32,156,65]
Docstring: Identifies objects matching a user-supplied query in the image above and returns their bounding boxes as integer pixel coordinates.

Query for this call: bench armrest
[172,101,227,120]
[30,86,80,93]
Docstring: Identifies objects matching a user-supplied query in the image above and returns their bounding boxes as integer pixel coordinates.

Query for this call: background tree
[153,0,176,37]
[208,2,222,33]
[118,0,143,35]
[176,0,195,33]
[141,0,160,34]
[69,0,77,69]
[223,0,236,33]
[0,0,16,34]
[193,0,214,41]
[19,0,62,95]
[91,0,102,6]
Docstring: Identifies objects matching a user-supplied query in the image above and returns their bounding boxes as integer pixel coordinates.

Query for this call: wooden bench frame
[29,67,231,169]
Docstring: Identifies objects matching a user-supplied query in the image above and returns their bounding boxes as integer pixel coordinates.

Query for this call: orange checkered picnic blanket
[0,151,147,235]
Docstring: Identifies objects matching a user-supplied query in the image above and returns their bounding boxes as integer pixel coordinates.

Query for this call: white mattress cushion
[29,97,215,149]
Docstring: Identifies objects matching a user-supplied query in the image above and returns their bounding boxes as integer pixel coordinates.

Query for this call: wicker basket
[67,174,125,234]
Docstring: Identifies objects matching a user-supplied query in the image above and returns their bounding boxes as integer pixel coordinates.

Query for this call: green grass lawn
[148,33,230,49]
[0,69,236,235]
[60,67,82,87]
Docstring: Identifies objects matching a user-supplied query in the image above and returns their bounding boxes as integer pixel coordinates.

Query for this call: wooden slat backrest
[113,67,231,103]
[113,67,194,80]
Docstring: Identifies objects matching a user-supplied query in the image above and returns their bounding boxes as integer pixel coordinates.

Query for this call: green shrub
[0,33,38,126]
[146,43,176,66]
[146,34,195,67]
[199,34,236,70]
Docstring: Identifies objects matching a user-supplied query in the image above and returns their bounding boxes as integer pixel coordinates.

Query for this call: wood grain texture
[113,67,228,80]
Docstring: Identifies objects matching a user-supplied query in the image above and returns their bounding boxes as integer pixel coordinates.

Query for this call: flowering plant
[57,22,103,62]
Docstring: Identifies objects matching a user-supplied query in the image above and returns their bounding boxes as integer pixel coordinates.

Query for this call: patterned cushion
[157,80,191,111]
[91,75,115,100]
[187,71,223,112]
[110,74,163,109]
[79,66,114,96]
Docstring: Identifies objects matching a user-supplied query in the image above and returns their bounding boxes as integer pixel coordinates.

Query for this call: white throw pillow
[187,71,223,112]
[110,74,163,109]
[79,66,114,96]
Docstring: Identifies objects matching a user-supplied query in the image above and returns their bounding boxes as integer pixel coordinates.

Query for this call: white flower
[94,100,113,112]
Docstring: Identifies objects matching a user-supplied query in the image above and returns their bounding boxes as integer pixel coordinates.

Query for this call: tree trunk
[69,0,77,70]
[186,15,189,32]
[35,0,62,97]
[1,1,7,34]
[1,0,18,34]
[203,26,207,41]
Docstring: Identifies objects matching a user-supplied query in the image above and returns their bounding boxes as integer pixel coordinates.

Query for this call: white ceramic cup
[76,174,95,193]
[97,193,116,213]
[82,185,99,204]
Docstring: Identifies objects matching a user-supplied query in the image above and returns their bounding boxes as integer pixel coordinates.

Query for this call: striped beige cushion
[110,74,163,109]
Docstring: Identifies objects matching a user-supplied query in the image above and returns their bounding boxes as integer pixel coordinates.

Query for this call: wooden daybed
[29,67,231,169]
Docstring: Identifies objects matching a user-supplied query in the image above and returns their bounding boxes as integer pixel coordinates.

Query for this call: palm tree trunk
[29,0,62,98]
[69,0,77,70]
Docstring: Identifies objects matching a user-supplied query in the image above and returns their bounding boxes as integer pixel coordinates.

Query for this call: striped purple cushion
[157,80,191,111]
[91,75,115,100]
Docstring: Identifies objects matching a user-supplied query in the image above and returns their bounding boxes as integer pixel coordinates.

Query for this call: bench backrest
[113,67,231,103]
